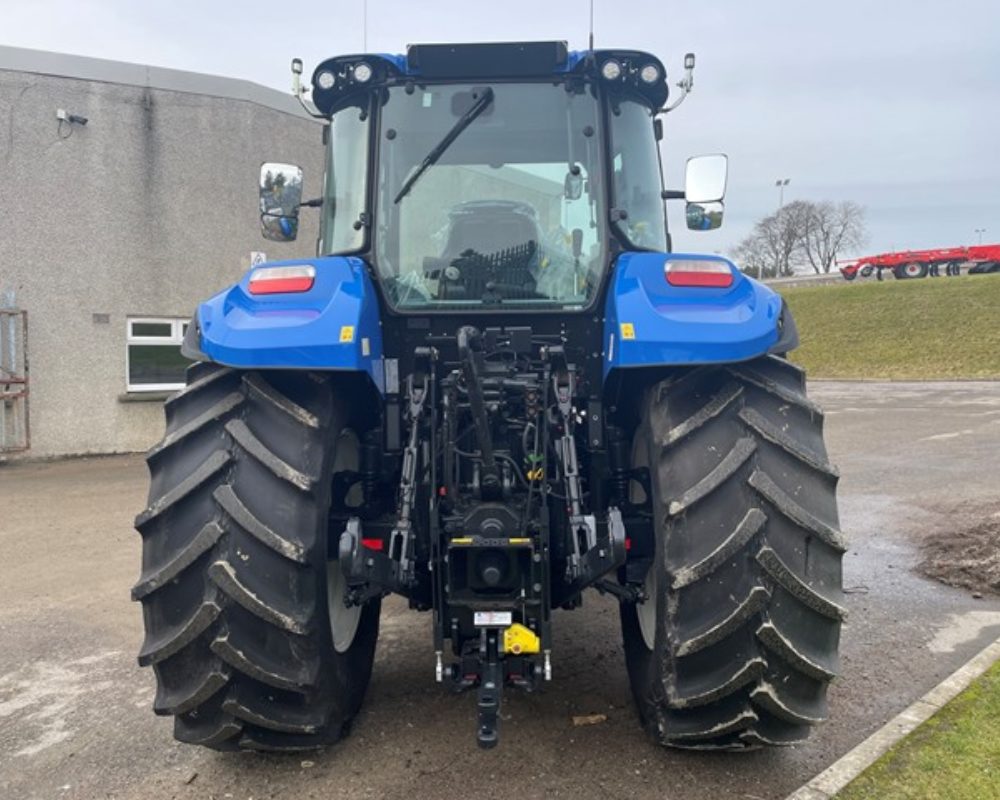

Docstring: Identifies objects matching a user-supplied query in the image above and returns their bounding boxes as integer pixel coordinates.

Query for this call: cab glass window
[608,98,667,251]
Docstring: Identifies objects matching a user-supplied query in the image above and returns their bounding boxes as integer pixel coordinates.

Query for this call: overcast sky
[4,0,998,259]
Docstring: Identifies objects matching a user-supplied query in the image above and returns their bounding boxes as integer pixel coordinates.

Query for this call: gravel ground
[2,380,1000,800]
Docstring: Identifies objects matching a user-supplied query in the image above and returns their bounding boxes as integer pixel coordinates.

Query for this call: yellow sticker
[620,322,636,340]
[339,325,355,343]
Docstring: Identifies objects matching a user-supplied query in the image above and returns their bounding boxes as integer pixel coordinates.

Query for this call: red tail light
[665,258,734,288]
[248,265,316,295]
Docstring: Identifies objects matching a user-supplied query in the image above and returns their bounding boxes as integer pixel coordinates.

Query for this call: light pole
[975,228,986,245]
[775,178,790,209]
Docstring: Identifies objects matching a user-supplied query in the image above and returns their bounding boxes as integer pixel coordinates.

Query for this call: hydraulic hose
[456,326,501,494]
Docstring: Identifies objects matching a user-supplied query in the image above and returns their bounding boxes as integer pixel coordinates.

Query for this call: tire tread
[134,366,379,751]
[621,354,844,749]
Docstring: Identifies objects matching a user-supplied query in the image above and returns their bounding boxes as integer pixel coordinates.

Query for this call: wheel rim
[328,429,363,654]
[630,433,658,651]
[905,263,922,277]
[637,554,658,651]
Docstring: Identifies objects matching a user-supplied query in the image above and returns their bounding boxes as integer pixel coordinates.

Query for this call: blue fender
[603,252,785,381]
[196,256,384,393]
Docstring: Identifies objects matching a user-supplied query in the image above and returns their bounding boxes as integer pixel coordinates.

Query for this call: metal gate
[0,307,29,453]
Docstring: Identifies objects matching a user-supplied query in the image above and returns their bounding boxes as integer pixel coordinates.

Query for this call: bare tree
[732,201,811,277]
[798,201,867,274]
[730,200,867,278]
[732,234,773,278]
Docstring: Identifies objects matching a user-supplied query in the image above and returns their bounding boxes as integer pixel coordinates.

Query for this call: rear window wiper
[393,87,495,204]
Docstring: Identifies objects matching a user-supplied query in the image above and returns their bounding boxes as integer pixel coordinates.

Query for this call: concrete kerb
[785,636,1000,800]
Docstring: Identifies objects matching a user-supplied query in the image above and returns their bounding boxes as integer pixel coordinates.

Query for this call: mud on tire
[133,363,380,751]
[621,355,845,749]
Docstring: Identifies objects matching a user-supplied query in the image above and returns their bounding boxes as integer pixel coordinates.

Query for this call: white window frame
[126,317,189,392]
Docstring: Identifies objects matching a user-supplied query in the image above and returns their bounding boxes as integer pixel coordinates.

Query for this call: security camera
[56,109,88,125]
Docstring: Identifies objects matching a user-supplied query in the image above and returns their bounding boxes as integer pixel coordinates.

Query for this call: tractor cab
[262,42,724,313]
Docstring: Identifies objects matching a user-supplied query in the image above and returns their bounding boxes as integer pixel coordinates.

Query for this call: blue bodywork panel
[197,252,783,391]
[196,256,385,393]
[603,253,783,379]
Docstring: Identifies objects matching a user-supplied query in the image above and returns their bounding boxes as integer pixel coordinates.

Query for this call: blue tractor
[134,42,844,752]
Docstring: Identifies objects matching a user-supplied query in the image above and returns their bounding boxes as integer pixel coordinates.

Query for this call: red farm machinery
[839,244,1000,281]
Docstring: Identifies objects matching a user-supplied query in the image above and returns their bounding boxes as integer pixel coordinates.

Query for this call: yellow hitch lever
[502,623,540,655]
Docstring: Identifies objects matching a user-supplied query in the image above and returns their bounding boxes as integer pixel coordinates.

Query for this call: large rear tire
[621,355,845,749]
[133,363,380,751]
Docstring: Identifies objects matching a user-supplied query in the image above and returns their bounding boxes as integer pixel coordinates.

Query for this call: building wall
[0,52,325,457]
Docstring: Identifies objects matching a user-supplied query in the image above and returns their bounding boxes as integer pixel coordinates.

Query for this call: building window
[126,317,190,391]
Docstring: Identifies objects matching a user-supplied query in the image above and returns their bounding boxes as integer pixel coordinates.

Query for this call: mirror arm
[661,189,685,200]
[300,197,324,208]
[659,53,696,115]
[660,77,692,114]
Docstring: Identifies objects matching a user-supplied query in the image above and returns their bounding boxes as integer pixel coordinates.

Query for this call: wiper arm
[393,87,494,204]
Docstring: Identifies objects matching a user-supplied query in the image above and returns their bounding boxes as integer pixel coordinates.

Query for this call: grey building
[0,46,325,458]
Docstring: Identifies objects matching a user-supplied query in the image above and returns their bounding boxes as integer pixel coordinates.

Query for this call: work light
[354,62,373,83]
[640,64,660,84]
[601,60,622,81]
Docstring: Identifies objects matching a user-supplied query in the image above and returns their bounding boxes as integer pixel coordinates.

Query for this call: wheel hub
[636,559,658,650]
[329,429,363,653]
[630,431,658,651]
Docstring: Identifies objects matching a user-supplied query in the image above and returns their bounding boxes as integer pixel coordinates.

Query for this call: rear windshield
[374,82,605,309]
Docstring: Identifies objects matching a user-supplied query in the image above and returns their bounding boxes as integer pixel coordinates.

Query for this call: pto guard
[196,256,385,393]
[603,252,784,379]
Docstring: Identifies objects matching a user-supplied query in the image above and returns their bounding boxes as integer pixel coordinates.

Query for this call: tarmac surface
[2,381,1000,800]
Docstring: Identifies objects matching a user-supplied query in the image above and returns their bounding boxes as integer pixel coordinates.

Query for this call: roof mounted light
[249,264,316,295]
[353,62,373,83]
[316,70,335,90]
[640,64,660,84]
[664,258,734,288]
[601,60,623,81]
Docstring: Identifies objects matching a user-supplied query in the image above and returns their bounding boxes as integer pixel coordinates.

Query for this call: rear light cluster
[248,265,316,295]
[664,258,734,288]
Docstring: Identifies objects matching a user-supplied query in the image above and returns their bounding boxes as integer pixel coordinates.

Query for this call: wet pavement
[2,381,1000,800]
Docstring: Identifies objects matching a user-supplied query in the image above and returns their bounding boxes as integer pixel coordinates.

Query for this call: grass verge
[778,274,1000,380]
[836,658,1000,799]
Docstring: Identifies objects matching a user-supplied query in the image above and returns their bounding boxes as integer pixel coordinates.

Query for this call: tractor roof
[310,41,668,115]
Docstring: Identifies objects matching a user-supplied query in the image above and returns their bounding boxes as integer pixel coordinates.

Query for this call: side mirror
[685,154,728,203]
[259,162,303,242]
[686,201,724,231]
